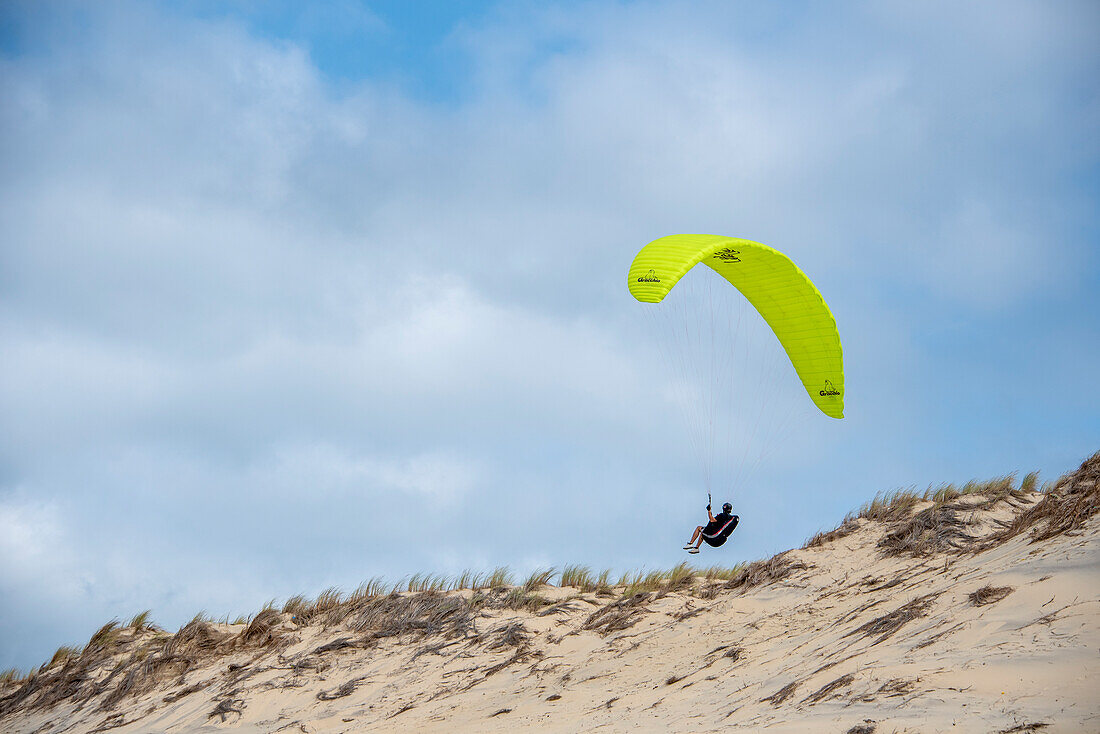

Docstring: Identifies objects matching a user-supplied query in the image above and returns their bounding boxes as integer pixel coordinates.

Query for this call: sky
[1,0,1098,672]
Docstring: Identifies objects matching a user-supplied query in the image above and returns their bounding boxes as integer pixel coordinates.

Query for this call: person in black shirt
[684,502,739,554]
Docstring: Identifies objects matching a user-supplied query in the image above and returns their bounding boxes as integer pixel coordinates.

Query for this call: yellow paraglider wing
[628,234,844,419]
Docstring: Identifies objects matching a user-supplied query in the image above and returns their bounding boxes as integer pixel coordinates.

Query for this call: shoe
[687,548,700,554]
[683,544,695,550]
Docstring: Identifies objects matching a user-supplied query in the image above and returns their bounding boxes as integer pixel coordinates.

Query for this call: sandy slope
[3,459,1098,733]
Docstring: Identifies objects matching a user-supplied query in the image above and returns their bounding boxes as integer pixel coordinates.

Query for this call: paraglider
[628,234,844,549]
[683,498,739,554]
[628,234,844,419]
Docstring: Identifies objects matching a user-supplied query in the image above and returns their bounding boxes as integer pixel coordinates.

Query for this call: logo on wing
[819,380,841,397]
[636,269,661,283]
[713,248,741,262]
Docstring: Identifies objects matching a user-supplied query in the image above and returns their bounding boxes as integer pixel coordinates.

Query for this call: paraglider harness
[701,492,739,548]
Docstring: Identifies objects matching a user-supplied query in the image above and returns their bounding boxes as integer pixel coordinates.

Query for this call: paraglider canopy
[628,234,844,419]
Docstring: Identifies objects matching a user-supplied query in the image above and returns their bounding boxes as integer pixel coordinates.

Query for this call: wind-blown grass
[725,553,807,591]
[127,611,153,631]
[523,567,556,592]
[351,577,388,601]
[879,502,977,556]
[664,562,694,592]
[407,574,448,593]
[856,489,923,522]
[560,565,594,591]
[702,564,745,581]
[486,567,513,590]
[985,452,1099,545]
[595,569,614,595]
[452,570,483,591]
[47,646,81,668]
[803,469,1048,551]
[502,589,552,611]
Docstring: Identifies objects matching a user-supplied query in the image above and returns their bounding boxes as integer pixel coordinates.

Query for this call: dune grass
[523,567,556,592]
[984,451,1099,545]
[502,588,552,611]
[126,610,153,631]
[664,562,694,591]
[47,646,81,668]
[969,585,1014,606]
[407,573,448,593]
[856,488,924,522]
[281,594,308,616]
[486,567,513,590]
[802,469,1048,551]
[351,577,388,601]
[594,569,614,595]
[452,570,483,591]
[559,564,594,590]
[701,564,745,581]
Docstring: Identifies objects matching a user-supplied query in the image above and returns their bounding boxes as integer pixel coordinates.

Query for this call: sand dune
[3,452,1098,733]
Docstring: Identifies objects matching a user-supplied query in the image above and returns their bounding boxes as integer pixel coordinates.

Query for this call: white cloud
[0,0,1096,671]
[0,495,66,583]
[263,444,482,506]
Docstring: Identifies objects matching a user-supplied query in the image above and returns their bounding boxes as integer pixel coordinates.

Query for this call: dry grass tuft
[803,518,860,549]
[761,680,800,705]
[594,569,614,596]
[352,577,389,602]
[208,695,243,722]
[878,503,976,556]
[985,452,1099,546]
[662,562,695,595]
[312,587,344,614]
[523,567,556,592]
[500,589,552,612]
[583,593,650,636]
[802,673,855,704]
[559,565,595,591]
[47,646,81,668]
[281,595,308,617]
[702,564,745,581]
[351,592,474,641]
[725,553,806,591]
[407,573,449,593]
[86,621,121,653]
[845,594,937,646]
[126,611,154,631]
[317,678,363,701]
[167,618,229,658]
[486,567,513,590]
[969,585,1014,607]
[857,489,923,522]
[485,622,530,651]
[452,570,483,591]
[237,608,283,647]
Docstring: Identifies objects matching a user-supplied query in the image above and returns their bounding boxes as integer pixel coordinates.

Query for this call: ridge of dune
[2,452,1098,733]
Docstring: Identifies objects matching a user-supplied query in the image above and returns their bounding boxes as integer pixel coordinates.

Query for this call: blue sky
[1,0,1098,672]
